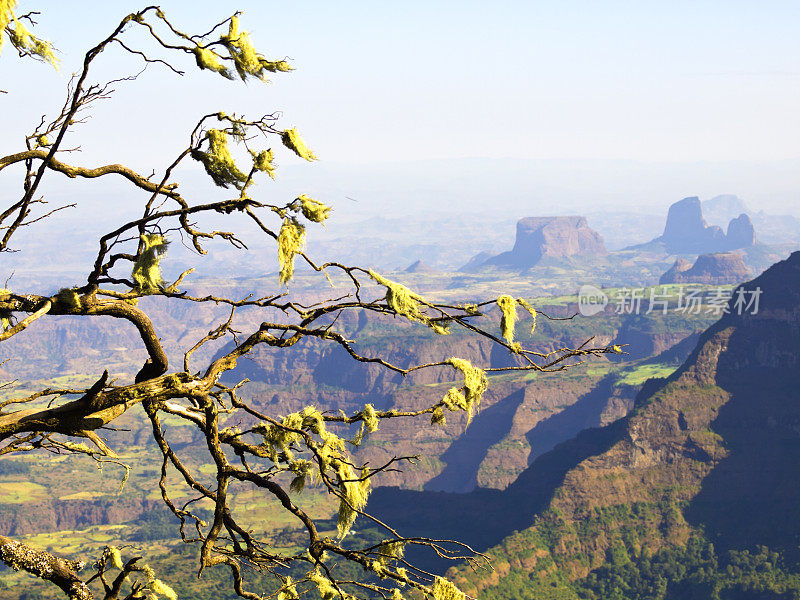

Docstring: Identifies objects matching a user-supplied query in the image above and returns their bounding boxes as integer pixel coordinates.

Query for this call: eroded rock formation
[484,216,607,269]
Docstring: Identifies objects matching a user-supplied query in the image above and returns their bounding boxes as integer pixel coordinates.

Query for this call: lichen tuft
[496,294,517,344]
[132,234,169,293]
[150,579,178,600]
[253,149,276,178]
[431,577,464,600]
[295,194,331,223]
[445,358,487,422]
[277,218,306,285]
[281,128,318,161]
[517,297,537,334]
[192,45,234,79]
[368,270,449,335]
[191,129,248,189]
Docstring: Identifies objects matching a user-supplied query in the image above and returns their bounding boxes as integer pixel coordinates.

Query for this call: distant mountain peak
[403,259,437,273]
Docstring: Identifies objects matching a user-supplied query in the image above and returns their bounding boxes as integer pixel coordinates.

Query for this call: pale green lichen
[308,569,337,600]
[191,129,248,189]
[441,387,468,411]
[221,15,292,81]
[497,296,537,351]
[445,358,487,422]
[496,294,517,344]
[517,297,537,334]
[149,579,178,600]
[295,194,331,223]
[375,541,405,566]
[281,128,318,161]
[277,576,299,600]
[192,45,233,79]
[262,59,293,73]
[277,218,306,285]
[431,577,464,600]
[463,303,480,315]
[253,148,276,178]
[368,270,450,335]
[350,403,379,446]
[362,403,379,433]
[0,1,17,53]
[7,16,58,67]
[288,459,314,493]
[336,462,370,537]
[132,234,169,293]
[259,406,344,473]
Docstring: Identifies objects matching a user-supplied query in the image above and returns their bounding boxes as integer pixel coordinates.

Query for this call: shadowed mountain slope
[368,251,800,596]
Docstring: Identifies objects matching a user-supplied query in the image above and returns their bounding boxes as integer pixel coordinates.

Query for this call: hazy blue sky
[2,1,799,213]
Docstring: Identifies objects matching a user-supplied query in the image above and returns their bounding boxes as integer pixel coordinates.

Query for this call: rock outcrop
[641,196,758,254]
[659,252,751,285]
[725,213,757,249]
[660,196,725,253]
[484,216,607,269]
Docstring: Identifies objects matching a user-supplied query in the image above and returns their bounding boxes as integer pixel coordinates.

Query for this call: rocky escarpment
[0,496,161,536]
[661,196,724,252]
[367,251,800,593]
[659,252,752,285]
[446,250,800,596]
[482,216,607,270]
[725,213,757,248]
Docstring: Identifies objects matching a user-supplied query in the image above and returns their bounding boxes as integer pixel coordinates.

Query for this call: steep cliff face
[725,213,757,249]
[661,197,721,251]
[0,497,161,536]
[659,252,751,285]
[485,217,607,269]
[449,250,800,596]
[365,252,800,593]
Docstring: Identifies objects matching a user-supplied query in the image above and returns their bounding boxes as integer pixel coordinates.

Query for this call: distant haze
[2,2,799,272]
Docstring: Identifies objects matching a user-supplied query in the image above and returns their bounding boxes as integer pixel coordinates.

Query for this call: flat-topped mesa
[659,252,751,285]
[486,216,607,269]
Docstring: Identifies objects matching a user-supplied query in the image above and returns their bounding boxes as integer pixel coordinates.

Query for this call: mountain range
[366,250,800,599]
